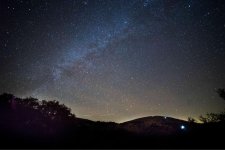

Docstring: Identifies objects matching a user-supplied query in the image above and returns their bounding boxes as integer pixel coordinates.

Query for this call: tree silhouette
[199,88,225,123]
[199,113,222,123]
[40,100,75,121]
[0,93,76,136]
[216,88,225,101]
[0,93,14,108]
[187,117,196,123]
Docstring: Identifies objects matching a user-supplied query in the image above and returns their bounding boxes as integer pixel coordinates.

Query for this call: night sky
[1,0,225,122]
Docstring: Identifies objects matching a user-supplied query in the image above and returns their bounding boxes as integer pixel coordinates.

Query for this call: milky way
[1,0,225,122]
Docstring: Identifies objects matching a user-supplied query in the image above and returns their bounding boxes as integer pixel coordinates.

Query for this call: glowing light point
[180,125,186,130]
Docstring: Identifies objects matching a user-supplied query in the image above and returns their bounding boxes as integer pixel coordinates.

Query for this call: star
[0,0,225,123]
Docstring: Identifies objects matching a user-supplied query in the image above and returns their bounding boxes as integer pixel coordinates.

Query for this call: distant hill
[121,116,191,136]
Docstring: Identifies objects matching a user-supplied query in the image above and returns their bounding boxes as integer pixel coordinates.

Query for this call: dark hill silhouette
[121,116,192,136]
[0,93,225,148]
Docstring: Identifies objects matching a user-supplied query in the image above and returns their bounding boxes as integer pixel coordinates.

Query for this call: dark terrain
[0,93,225,148]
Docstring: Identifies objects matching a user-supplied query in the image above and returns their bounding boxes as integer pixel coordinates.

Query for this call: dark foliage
[0,93,225,148]
[198,88,225,123]
[217,88,225,101]
[187,117,196,123]
[0,93,75,137]
[199,113,225,123]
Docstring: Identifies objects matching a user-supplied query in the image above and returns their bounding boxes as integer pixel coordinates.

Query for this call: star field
[0,0,225,122]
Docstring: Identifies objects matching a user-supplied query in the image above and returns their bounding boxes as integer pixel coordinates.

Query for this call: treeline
[0,90,225,148]
[0,93,77,138]
[188,88,225,123]
[0,93,128,148]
